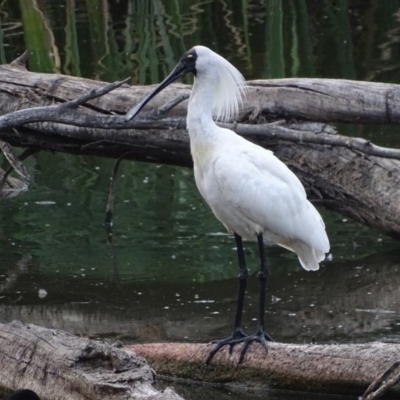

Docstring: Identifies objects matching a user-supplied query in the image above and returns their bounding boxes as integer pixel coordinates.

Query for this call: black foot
[237,329,274,364]
[206,328,248,364]
[206,328,274,364]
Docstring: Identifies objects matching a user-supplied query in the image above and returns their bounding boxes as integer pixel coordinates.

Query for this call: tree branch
[1,61,400,238]
[0,78,130,130]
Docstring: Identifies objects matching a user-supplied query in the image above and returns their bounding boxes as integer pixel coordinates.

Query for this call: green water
[1,1,400,399]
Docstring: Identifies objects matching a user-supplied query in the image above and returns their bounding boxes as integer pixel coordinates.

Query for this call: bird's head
[125,45,246,122]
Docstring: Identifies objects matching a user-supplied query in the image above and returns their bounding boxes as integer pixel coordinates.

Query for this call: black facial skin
[125,47,198,122]
[180,48,197,76]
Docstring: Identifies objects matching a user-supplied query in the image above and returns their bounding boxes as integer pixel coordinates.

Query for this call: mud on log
[0,320,183,400]
[1,55,400,237]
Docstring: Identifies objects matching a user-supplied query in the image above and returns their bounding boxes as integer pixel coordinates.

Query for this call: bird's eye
[187,54,193,59]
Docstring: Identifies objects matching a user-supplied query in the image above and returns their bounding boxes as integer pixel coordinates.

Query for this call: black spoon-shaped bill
[125,60,191,122]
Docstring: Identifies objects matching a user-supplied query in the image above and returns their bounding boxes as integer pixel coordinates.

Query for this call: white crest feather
[194,46,247,122]
[211,54,247,121]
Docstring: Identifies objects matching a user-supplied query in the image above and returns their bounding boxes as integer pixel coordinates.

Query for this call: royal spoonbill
[125,46,330,364]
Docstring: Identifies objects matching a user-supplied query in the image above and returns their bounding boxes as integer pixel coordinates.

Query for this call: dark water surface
[1,1,400,399]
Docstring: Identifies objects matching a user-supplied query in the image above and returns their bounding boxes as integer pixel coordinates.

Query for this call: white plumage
[187,46,329,271]
[125,45,330,363]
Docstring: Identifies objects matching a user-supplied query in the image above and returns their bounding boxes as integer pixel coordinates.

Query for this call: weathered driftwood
[247,78,400,124]
[1,56,400,238]
[2,320,400,399]
[128,341,400,397]
[3,52,400,124]
[0,320,183,400]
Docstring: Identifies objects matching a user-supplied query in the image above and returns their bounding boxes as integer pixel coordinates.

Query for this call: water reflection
[2,1,400,83]
[1,1,400,398]
[166,382,355,400]
[0,239,399,347]
[0,154,398,349]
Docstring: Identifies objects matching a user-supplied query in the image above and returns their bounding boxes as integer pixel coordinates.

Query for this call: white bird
[125,45,330,363]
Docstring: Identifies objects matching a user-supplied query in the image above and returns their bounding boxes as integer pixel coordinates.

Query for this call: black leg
[256,232,273,340]
[205,233,248,364]
[206,232,274,365]
[233,233,248,331]
[237,232,274,363]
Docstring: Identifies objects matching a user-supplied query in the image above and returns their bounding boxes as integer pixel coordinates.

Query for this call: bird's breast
[190,141,216,171]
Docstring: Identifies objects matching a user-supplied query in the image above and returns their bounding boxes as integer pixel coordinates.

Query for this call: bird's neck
[187,77,228,169]
[187,76,217,142]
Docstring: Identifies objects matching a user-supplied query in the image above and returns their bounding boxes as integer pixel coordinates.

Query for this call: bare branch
[362,361,400,400]
[0,66,400,238]
[0,78,131,130]
[60,77,131,110]
[226,122,400,161]
[9,50,29,69]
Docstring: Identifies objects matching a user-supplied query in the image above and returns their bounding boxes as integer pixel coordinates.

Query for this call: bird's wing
[210,145,328,253]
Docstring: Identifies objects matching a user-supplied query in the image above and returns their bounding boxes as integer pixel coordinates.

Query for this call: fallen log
[129,341,400,398]
[2,320,400,399]
[0,320,183,400]
[247,78,400,124]
[3,53,400,124]
[1,55,400,238]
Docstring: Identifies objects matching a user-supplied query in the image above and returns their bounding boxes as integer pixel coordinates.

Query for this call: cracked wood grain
[0,321,184,400]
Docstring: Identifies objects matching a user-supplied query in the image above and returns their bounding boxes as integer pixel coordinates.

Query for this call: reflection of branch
[0,254,32,293]
[0,143,36,188]
[0,142,39,197]
[104,152,134,227]
[104,153,136,289]
[105,225,122,287]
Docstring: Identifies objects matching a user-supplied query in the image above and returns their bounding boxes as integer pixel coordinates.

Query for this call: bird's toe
[206,329,248,364]
[238,329,274,364]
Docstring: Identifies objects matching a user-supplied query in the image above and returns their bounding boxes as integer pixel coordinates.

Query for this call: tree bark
[247,78,400,124]
[2,56,400,124]
[128,341,400,397]
[0,320,183,400]
[1,320,399,398]
[1,58,400,238]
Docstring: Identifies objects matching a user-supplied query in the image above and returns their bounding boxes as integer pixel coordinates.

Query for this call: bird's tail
[296,247,324,271]
[279,240,326,271]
